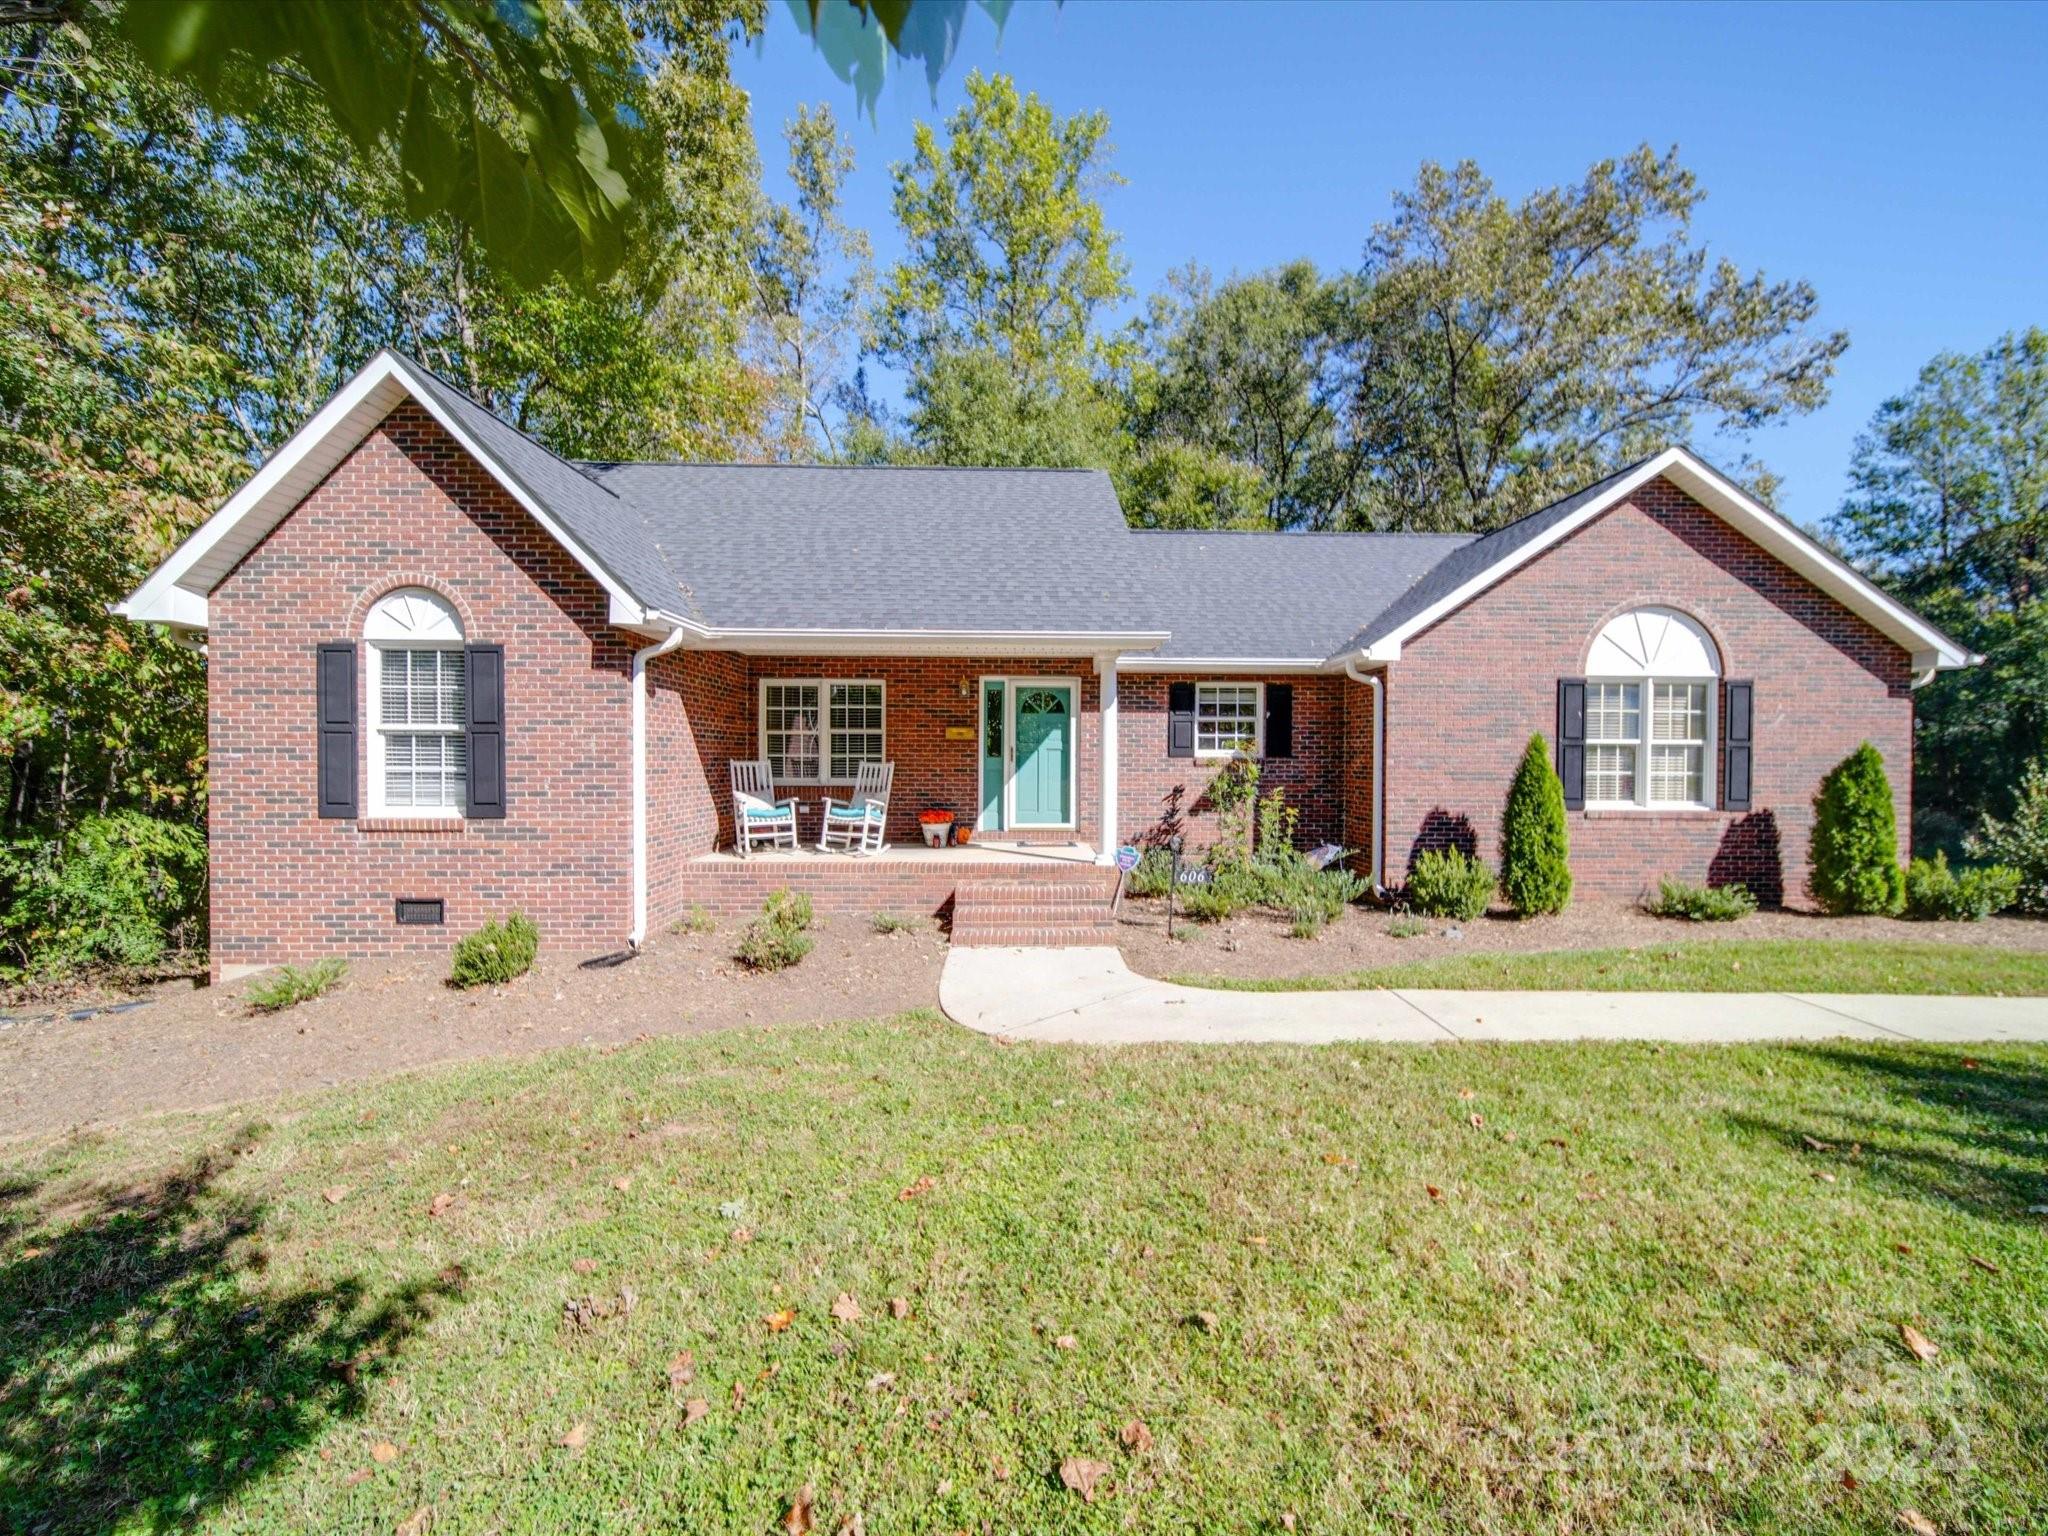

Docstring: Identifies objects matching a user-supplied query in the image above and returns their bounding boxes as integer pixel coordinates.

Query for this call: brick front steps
[949,876,1119,947]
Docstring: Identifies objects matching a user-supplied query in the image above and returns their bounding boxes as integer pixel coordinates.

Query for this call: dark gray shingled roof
[1133,530,1474,660]
[581,462,1163,635]
[1335,458,1654,656]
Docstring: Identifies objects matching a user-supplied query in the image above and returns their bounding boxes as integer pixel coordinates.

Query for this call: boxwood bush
[737,888,814,971]
[449,911,539,988]
[1407,847,1494,921]
[1643,877,1756,922]
[1904,852,2021,922]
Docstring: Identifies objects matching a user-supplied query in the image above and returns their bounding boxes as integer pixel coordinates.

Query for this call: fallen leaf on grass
[1190,1310,1220,1334]
[558,1422,589,1450]
[1896,1243,1915,1255]
[370,1441,399,1464]
[1967,1255,2001,1275]
[1321,1152,1354,1167]
[395,1509,431,1536]
[1468,1113,1485,1129]
[889,1296,910,1320]
[865,1371,896,1393]
[1059,1456,1110,1503]
[1425,1184,1444,1202]
[897,1174,935,1202]
[322,1186,350,1205]
[667,1350,695,1390]
[835,1516,864,1536]
[1814,1171,1837,1184]
[344,1468,372,1487]
[1899,1325,1939,1362]
[1458,1087,1477,1100]
[1281,1516,1297,1532]
[682,1398,710,1426]
[1898,1511,1938,1535]
[763,1307,797,1333]
[1119,1418,1153,1453]
[1054,1334,1078,1351]
[831,1293,861,1323]
[426,1192,454,1219]
[1801,1134,1835,1152]
[571,1258,599,1275]
[783,1483,815,1535]
[611,1176,632,1193]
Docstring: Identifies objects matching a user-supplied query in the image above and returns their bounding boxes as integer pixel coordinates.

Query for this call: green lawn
[5,1016,2045,1534]
[1173,938,2048,995]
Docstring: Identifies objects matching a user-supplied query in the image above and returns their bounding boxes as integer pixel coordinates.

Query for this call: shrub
[673,905,716,935]
[1407,848,1494,921]
[1643,877,1757,922]
[1500,735,1573,916]
[1386,913,1429,939]
[449,911,540,988]
[1966,758,2048,913]
[1283,868,1368,937]
[737,888,814,971]
[1177,878,1246,924]
[870,911,920,935]
[1904,852,2022,922]
[1809,743,1905,914]
[0,810,207,977]
[247,957,347,1011]
[1127,847,1174,898]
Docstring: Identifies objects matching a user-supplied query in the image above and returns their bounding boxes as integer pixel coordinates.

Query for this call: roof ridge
[1129,528,1477,539]
[577,459,1108,474]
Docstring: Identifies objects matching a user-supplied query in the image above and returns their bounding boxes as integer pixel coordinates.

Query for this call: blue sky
[734,0,2048,533]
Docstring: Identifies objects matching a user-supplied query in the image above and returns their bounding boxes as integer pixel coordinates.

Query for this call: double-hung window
[364,588,467,818]
[1194,682,1261,758]
[760,678,885,783]
[1583,607,1720,810]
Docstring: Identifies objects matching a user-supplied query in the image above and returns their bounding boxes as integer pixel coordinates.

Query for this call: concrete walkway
[939,946,2048,1046]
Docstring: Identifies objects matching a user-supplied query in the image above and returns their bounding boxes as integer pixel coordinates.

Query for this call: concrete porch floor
[690,838,1100,867]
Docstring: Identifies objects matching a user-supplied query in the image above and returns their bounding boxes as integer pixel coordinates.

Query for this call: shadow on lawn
[1731,1043,2048,1221]
[0,1128,459,1535]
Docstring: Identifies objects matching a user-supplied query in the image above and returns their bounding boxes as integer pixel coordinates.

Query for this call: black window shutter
[1263,683,1294,759]
[465,644,506,818]
[317,643,357,818]
[1167,681,1195,759]
[1723,680,1754,811]
[1556,677,1587,812]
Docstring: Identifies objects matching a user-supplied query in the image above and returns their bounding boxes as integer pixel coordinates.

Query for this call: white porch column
[1095,653,1119,863]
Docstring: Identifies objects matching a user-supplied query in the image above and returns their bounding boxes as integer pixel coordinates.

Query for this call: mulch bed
[0,914,946,1144]
[1114,893,2048,982]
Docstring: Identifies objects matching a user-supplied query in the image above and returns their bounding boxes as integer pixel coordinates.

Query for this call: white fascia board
[665,626,1171,658]
[118,350,651,631]
[1114,655,1332,674]
[1349,447,1976,676]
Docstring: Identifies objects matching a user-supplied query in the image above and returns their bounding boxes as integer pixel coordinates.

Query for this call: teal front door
[1011,684,1073,826]
[979,680,1006,831]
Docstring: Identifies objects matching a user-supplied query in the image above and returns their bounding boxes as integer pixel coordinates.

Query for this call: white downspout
[1095,654,1120,863]
[630,628,687,950]
[1343,657,1385,890]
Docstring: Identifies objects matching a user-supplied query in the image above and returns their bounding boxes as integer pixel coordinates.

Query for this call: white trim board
[1346,447,1978,678]
[118,350,652,632]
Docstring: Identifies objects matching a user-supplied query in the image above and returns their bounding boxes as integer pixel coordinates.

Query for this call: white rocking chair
[730,758,799,856]
[819,761,892,854]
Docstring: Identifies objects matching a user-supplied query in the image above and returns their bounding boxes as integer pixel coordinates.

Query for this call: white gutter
[629,626,687,949]
[1343,657,1385,890]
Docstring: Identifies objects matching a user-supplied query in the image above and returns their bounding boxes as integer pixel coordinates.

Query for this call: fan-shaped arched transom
[364,587,464,642]
[1586,606,1719,678]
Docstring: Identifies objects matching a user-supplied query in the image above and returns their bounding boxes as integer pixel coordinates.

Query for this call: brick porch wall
[1115,674,1347,852]
[208,403,633,975]
[645,647,748,925]
[1384,476,1915,905]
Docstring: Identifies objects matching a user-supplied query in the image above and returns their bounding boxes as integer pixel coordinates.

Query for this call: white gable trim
[117,350,650,632]
[1350,447,1977,679]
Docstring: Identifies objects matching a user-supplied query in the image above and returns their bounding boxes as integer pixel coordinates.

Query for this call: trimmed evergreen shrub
[737,888,814,971]
[1809,743,1905,914]
[1407,848,1494,921]
[247,957,347,1011]
[1499,735,1573,916]
[1643,877,1756,922]
[1965,758,2048,913]
[1904,852,2021,922]
[449,911,540,988]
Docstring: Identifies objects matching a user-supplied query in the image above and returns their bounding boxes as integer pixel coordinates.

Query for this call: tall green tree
[874,70,1129,467]
[750,104,874,460]
[1122,261,1369,529]
[1348,146,1848,530]
[1831,328,2048,850]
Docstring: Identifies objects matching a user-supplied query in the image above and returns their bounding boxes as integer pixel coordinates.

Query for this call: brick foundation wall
[676,855,1114,922]
[1115,674,1347,852]
[1383,476,1915,905]
[208,403,633,975]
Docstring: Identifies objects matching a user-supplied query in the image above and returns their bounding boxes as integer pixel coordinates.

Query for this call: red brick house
[120,353,1974,976]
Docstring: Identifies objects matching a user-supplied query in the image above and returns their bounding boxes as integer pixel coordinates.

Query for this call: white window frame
[757,677,886,785]
[1193,680,1264,759]
[1583,607,1721,812]
[364,589,467,820]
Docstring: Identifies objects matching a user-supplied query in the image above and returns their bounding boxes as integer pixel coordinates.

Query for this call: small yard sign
[1115,845,1141,872]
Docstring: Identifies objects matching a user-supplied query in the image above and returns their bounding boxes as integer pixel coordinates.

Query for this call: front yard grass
[1174,937,2048,995]
[5,1016,2045,1533]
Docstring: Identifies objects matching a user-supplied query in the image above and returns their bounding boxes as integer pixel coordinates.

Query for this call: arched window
[1583,607,1720,809]
[364,588,466,817]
